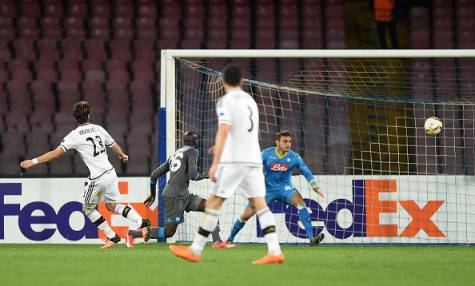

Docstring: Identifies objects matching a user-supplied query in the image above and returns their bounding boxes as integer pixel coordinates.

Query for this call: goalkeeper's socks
[256,208,282,256]
[228,219,246,242]
[190,209,219,256]
[89,211,116,238]
[115,204,143,226]
[298,207,314,240]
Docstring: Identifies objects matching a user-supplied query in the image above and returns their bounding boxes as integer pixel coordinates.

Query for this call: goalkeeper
[227,129,325,246]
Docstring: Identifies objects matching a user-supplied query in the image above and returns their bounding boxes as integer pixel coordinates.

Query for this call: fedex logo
[0,183,157,241]
[270,163,289,172]
[259,179,445,239]
[0,183,97,241]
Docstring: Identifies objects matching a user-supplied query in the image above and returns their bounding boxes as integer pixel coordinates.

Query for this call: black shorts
[163,194,204,224]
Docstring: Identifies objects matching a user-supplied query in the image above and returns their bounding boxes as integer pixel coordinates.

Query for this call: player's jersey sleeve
[58,131,76,152]
[216,96,232,125]
[97,126,115,147]
[261,149,269,169]
[295,152,314,182]
[186,148,201,180]
[150,160,170,184]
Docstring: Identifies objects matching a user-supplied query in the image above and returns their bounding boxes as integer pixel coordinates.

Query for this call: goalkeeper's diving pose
[227,129,325,246]
[126,131,235,249]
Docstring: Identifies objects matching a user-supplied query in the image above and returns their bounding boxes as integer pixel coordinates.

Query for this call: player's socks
[127,227,161,241]
[297,206,314,240]
[228,218,246,242]
[114,204,143,226]
[190,208,219,256]
[132,227,161,240]
[211,223,222,243]
[88,210,116,238]
[128,229,143,239]
[148,228,159,239]
[256,208,282,256]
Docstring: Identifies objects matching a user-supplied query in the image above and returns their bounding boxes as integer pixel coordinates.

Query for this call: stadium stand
[0,0,469,176]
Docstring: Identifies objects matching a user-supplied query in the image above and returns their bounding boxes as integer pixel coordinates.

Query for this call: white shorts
[212,165,266,199]
[82,169,121,208]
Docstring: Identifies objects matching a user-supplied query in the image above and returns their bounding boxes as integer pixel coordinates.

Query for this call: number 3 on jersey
[86,136,106,157]
[170,151,184,172]
[247,105,254,132]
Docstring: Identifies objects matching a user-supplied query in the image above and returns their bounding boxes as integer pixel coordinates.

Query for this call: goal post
[159,49,475,245]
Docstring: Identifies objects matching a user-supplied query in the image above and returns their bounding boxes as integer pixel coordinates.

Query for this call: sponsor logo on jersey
[270,163,289,172]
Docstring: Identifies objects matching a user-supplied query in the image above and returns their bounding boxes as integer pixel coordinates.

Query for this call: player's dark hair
[275,129,291,141]
[222,64,242,87]
[183,131,199,147]
[73,101,90,124]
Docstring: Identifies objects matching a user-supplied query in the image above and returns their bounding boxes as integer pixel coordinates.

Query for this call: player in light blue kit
[226,129,325,246]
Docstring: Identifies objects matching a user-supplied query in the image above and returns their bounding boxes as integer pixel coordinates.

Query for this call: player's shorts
[163,194,204,224]
[82,168,120,209]
[211,165,266,199]
[266,187,299,205]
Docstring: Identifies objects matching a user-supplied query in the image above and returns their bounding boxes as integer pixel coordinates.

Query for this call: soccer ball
[424,117,443,135]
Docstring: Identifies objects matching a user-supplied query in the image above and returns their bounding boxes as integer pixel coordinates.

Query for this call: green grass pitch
[1,244,474,286]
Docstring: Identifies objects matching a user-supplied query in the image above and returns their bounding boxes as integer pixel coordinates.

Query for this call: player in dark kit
[126,131,235,248]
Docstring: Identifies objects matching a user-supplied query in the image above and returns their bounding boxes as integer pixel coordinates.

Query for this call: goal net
[160,50,475,244]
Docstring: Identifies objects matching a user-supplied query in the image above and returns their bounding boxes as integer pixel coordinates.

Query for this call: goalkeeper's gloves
[310,179,325,198]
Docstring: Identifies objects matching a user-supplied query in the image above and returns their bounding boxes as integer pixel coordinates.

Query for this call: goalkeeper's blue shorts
[265,188,299,205]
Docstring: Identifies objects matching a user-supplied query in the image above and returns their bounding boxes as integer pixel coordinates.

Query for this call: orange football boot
[169,245,201,263]
[252,253,285,265]
[211,240,237,249]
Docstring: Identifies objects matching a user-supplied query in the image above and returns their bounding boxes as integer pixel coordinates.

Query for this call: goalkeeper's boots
[101,234,121,249]
[169,245,201,263]
[252,253,285,265]
[310,233,325,247]
[140,219,151,242]
[125,232,135,248]
[212,240,237,249]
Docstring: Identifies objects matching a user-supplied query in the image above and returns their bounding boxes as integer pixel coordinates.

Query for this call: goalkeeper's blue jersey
[261,147,315,193]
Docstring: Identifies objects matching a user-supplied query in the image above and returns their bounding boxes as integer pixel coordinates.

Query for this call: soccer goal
[160,49,475,245]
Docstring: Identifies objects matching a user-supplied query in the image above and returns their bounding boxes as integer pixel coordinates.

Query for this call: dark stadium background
[0,0,471,177]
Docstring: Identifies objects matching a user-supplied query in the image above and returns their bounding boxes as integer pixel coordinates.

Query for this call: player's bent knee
[206,195,225,210]
[105,202,116,212]
[165,228,177,238]
[198,199,207,212]
[291,194,305,208]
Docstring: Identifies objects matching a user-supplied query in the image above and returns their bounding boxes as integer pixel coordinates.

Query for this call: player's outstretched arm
[296,155,325,198]
[110,143,128,162]
[188,149,209,181]
[20,147,65,169]
[145,162,170,207]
